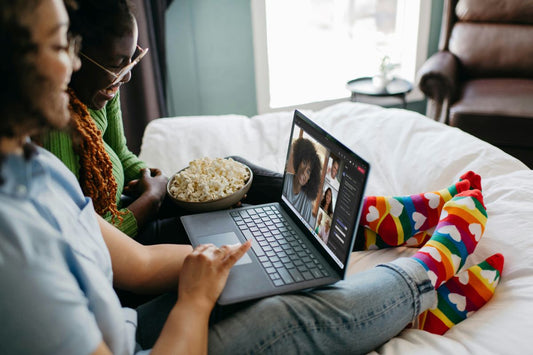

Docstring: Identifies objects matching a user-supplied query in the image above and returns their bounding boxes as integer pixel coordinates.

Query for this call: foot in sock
[357,228,434,250]
[459,170,482,191]
[412,189,487,288]
[418,253,504,335]
[357,171,481,250]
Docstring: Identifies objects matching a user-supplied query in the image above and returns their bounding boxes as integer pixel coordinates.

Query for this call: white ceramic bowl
[167,163,253,212]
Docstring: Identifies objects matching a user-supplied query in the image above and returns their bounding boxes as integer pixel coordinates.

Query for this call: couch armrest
[416,51,459,122]
[417,51,459,101]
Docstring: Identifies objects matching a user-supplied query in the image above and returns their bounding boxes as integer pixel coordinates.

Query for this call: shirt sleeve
[1,244,102,354]
[103,92,147,183]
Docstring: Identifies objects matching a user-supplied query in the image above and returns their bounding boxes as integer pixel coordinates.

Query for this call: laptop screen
[281,110,369,270]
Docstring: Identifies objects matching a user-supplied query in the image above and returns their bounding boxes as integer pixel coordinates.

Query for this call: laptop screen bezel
[279,110,370,277]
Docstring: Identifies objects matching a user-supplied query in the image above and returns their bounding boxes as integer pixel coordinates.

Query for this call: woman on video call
[282,137,322,226]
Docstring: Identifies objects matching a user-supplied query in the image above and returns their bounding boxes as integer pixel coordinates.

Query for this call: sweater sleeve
[39,129,81,178]
[103,207,139,237]
[42,128,140,237]
[102,92,147,183]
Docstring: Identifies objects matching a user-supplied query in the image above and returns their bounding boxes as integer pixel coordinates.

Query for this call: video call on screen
[282,114,368,268]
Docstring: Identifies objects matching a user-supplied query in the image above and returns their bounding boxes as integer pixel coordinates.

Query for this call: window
[251,0,430,113]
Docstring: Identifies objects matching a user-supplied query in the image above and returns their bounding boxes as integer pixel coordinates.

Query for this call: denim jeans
[136,258,435,354]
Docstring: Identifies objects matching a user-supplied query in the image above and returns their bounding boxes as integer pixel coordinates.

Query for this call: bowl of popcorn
[167,157,253,212]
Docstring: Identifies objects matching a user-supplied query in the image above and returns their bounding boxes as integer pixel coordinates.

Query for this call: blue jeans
[136,258,435,354]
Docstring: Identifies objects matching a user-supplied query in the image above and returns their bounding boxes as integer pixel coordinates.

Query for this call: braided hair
[68,89,123,222]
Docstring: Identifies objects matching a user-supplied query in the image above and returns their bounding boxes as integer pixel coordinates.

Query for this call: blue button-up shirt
[0,147,137,354]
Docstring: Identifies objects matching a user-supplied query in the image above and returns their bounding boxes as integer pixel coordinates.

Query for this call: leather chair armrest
[417,51,459,102]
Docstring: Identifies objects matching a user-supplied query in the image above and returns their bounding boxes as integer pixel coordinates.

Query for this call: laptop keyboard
[230,205,330,287]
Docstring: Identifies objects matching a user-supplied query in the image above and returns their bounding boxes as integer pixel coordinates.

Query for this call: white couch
[140,101,533,354]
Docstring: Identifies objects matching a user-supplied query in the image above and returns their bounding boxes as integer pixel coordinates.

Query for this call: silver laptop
[181,110,370,305]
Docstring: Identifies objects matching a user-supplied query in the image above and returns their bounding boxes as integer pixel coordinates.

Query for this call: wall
[165,0,257,117]
[165,0,443,117]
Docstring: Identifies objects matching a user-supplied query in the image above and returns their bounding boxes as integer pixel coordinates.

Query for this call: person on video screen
[326,155,340,190]
[283,137,322,225]
[319,217,332,244]
[320,187,334,217]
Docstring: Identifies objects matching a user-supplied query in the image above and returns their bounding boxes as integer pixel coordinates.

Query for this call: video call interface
[281,116,368,268]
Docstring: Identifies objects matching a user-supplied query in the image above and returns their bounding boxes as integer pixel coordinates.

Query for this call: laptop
[181,110,370,305]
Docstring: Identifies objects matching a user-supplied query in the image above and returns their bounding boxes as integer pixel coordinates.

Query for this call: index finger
[222,240,252,268]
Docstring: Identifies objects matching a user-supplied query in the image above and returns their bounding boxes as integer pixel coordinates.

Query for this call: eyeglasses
[79,45,149,86]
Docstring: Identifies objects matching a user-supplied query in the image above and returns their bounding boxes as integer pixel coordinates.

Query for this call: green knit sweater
[41,91,147,237]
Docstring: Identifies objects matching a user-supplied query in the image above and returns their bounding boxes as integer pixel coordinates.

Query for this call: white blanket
[139,102,533,354]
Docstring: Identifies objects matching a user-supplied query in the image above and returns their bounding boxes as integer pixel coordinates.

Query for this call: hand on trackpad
[197,232,252,266]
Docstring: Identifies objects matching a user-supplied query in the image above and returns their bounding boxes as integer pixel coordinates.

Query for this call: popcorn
[168,157,251,202]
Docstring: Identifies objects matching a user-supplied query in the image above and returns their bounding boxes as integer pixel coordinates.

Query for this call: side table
[346,76,413,108]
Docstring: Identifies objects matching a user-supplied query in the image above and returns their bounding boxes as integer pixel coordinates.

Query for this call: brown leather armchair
[417,0,533,168]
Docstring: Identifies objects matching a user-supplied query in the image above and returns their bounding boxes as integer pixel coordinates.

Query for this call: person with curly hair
[282,137,322,226]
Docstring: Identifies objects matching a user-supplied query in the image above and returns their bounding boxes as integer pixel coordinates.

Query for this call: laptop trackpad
[197,232,252,266]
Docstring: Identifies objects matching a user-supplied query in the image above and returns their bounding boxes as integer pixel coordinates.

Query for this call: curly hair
[0,1,44,137]
[0,0,48,183]
[68,89,123,222]
[291,137,322,200]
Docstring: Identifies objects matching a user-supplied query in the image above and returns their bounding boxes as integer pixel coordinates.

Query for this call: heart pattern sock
[412,189,487,288]
[357,171,480,250]
[418,253,504,335]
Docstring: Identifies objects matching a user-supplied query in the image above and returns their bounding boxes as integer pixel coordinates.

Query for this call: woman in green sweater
[41,0,284,247]
[40,0,180,244]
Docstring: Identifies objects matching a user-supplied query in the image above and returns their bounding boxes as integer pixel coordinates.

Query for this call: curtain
[120,0,173,155]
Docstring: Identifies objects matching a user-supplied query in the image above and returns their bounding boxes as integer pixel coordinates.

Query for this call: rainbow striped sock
[412,189,487,288]
[418,253,504,335]
[357,171,480,250]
